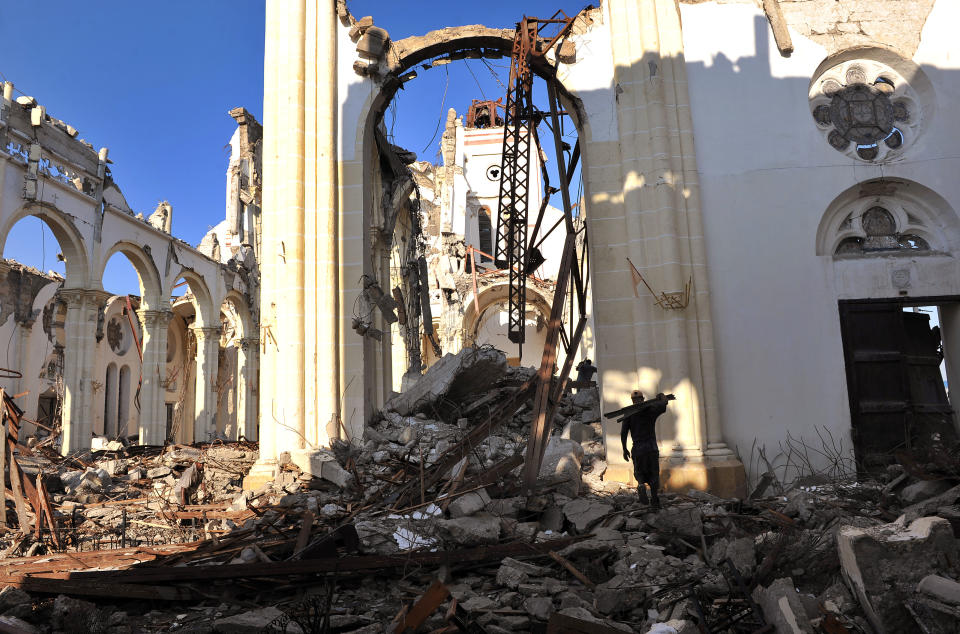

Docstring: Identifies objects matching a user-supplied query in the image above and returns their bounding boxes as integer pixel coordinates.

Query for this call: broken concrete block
[447,488,491,518]
[524,596,554,621]
[214,607,302,633]
[751,577,815,634]
[917,574,960,605]
[495,557,547,590]
[0,586,31,611]
[902,483,960,523]
[0,616,38,634]
[539,436,584,498]
[384,347,507,416]
[289,449,354,489]
[439,513,500,545]
[563,498,613,533]
[147,466,172,479]
[652,506,704,539]
[900,479,954,505]
[50,595,99,633]
[838,516,958,633]
[560,421,595,443]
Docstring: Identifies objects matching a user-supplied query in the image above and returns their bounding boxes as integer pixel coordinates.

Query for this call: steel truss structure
[490,12,593,493]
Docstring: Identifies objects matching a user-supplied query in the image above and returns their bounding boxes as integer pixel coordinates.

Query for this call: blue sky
[1,1,588,295]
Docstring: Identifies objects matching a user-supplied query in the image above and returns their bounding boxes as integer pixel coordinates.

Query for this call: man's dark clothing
[621,398,668,503]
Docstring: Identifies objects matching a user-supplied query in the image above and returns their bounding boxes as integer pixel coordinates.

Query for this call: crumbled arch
[0,202,90,288]
[170,269,216,329]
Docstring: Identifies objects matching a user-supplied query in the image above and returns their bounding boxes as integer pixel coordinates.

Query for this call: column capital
[137,308,174,328]
[84,289,114,306]
[58,287,87,307]
[190,325,222,342]
[238,337,260,351]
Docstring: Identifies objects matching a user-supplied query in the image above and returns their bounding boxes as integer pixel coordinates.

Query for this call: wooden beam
[762,0,794,56]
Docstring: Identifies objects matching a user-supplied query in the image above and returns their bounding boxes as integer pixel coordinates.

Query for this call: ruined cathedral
[0,1,958,631]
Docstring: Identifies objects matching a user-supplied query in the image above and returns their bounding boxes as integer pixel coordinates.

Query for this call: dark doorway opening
[839,299,958,474]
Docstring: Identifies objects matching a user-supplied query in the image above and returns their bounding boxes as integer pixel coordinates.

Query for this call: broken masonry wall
[1,79,255,453]
[680,0,960,485]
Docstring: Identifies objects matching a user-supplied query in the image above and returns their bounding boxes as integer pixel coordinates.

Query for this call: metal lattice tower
[494,19,538,346]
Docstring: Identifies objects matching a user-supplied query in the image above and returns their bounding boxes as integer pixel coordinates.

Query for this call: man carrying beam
[615,391,675,507]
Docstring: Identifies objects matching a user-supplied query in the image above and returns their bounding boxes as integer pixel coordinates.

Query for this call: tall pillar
[248,0,339,488]
[594,0,742,495]
[236,337,259,441]
[138,308,172,445]
[192,326,221,442]
[58,289,107,454]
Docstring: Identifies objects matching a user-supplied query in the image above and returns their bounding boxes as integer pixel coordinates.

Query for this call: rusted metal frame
[390,580,450,633]
[493,26,529,264]
[547,315,588,416]
[529,13,575,59]
[532,213,566,251]
[521,233,576,493]
[566,140,581,185]
[547,79,585,307]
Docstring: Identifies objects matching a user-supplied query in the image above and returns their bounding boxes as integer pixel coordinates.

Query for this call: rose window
[810,60,922,162]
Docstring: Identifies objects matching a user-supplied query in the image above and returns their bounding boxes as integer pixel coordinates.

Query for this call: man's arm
[621,419,630,461]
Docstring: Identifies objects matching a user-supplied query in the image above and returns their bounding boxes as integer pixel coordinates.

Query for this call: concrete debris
[0,347,955,633]
[563,497,613,533]
[917,574,960,605]
[384,346,507,416]
[213,606,302,633]
[838,515,958,633]
[751,577,816,634]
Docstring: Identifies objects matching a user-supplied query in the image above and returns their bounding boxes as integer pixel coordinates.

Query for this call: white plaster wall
[681,0,960,477]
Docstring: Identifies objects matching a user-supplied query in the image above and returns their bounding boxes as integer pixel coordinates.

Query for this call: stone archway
[353,22,592,423]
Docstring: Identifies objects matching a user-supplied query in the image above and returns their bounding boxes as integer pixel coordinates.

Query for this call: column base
[604,457,747,499]
[242,460,278,491]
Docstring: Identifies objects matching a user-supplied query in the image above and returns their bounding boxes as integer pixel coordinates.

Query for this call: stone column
[248,0,339,488]
[191,326,221,442]
[593,0,741,495]
[236,337,259,441]
[58,289,107,454]
[138,308,172,445]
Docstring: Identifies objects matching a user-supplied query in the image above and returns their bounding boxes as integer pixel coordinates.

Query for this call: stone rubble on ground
[0,346,958,632]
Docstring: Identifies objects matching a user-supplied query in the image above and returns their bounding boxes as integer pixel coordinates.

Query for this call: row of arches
[0,203,222,327]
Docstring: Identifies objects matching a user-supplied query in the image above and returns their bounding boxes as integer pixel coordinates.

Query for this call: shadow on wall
[340,12,960,478]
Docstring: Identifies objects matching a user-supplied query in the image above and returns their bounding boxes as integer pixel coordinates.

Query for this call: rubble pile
[0,348,956,633]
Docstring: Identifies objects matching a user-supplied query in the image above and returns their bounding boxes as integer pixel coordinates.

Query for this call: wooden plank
[762,0,794,56]
[6,576,192,601]
[0,391,6,532]
[548,550,595,589]
[546,613,625,634]
[36,475,59,549]
[293,509,315,557]
[60,537,582,585]
[6,443,29,532]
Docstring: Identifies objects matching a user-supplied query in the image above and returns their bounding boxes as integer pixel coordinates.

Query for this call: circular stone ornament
[810,59,925,162]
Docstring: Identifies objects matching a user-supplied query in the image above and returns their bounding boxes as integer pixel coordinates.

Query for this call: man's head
[631,390,645,404]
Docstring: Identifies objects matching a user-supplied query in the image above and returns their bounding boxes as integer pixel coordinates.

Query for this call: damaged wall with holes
[0,81,261,455]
